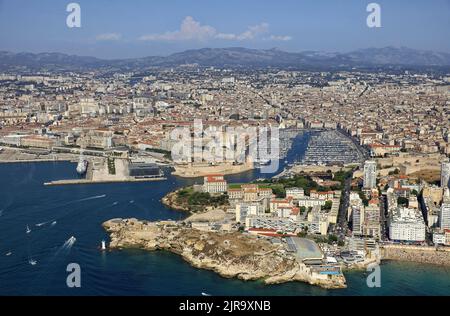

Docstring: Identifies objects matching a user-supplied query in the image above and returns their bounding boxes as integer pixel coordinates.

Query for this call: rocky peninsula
[161,189,190,212]
[103,218,347,289]
[161,186,229,213]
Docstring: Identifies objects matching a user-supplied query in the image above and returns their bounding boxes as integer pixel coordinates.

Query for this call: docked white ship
[76,156,88,175]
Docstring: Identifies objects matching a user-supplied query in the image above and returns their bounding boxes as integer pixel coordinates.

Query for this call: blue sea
[0,132,449,295]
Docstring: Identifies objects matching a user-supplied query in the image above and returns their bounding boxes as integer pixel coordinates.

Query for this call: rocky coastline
[161,189,190,212]
[103,218,347,289]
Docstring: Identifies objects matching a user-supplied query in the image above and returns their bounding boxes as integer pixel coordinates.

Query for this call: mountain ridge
[1,46,450,71]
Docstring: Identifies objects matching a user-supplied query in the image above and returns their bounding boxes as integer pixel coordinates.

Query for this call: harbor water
[0,132,449,295]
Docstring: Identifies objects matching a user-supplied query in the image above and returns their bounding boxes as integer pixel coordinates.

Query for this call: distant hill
[1,46,450,72]
[345,46,450,66]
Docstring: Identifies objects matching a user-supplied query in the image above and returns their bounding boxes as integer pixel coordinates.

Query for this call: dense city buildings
[1,50,450,298]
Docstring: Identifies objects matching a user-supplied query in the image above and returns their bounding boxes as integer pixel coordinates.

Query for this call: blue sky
[0,0,449,59]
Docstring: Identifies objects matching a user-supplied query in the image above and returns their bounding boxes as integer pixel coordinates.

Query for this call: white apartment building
[270,197,293,213]
[363,160,377,189]
[203,174,227,194]
[389,207,426,242]
[441,162,450,188]
[285,187,305,199]
[352,206,364,235]
[235,202,264,223]
[296,197,326,208]
[310,190,334,200]
[308,206,329,236]
[433,232,446,245]
[440,188,450,230]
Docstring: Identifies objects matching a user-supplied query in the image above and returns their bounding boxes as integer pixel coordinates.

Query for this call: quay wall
[381,244,450,266]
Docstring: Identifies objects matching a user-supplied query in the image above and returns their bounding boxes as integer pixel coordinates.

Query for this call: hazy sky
[0,0,449,59]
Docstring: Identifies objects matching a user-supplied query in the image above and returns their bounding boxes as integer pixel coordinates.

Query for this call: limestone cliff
[103,218,346,289]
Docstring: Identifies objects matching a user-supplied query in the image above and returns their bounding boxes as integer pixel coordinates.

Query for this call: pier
[44,177,166,186]
[44,157,166,186]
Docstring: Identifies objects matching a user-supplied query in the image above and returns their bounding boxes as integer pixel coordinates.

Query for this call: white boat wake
[54,236,77,257]
[76,194,107,202]
[62,236,77,249]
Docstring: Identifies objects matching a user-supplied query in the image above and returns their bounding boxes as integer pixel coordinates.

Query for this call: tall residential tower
[363,160,377,189]
[440,162,450,188]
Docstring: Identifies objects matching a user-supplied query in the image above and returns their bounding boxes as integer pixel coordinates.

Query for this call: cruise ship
[76,156,88,175]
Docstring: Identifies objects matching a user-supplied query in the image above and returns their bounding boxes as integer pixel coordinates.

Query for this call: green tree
[328,234,338,244]
[397,196,409,206]
[323,200,333,210]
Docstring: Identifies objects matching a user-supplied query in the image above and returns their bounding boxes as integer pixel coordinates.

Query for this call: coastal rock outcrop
[103,218,347,289]
[161,190,190,212]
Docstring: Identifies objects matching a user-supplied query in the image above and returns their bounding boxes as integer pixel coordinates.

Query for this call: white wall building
[433,232,446,245]
[352,206,364,235]
[235,202,264,223]
[440,188,450,230]
[286,187,305,199]
[296,197,326,208]
[203,174,227,194]
[363,160,377,189]
[441,162,450,188]
[389,207,426,242]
